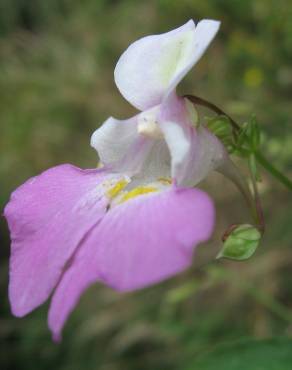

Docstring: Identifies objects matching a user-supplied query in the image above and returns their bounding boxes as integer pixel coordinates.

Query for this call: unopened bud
[217,224,261,261]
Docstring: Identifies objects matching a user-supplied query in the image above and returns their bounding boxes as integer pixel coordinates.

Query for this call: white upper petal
[114,19,220,110]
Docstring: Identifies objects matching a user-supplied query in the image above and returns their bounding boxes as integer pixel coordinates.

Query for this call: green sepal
[206,115,233,137]
[234,115,261,156]
[205,115,235,153]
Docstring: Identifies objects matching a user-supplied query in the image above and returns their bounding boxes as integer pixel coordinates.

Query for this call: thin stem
[255,151,292,191]
[217,161,259,227]
[185,94,265,233]
[249,163,265,233]
[185,94,292,192]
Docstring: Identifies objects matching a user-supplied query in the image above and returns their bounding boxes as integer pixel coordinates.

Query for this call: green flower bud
[217,224,261,261]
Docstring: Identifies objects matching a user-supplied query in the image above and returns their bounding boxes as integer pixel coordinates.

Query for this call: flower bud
[217,224,261,261]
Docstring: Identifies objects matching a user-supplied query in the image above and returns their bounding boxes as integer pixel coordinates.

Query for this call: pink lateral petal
[4,164,122,317]
[48,186,215,340]
[158,94,227,186]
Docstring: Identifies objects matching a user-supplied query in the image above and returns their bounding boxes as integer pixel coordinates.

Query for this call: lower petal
[4,165,124,317]
[48,186,214,339]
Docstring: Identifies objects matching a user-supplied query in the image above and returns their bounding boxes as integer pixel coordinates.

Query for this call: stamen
[105,178,170,208]
[158,177,172,185]
[119,186,158,203]
[106,179,129,199]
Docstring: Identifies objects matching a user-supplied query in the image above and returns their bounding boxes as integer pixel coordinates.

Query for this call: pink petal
[48,186,214,340]
[183,125,227,186]
[158,94,227,186]
[4,165,123,317]
[114,19,220,110]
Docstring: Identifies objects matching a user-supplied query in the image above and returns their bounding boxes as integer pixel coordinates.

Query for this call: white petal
[128,138,171,188]
[114,19,220,110]
[90,115,139,167]
[160,120,190,180]
[91,111,171,184]
[159,95,226,186]
[166,19,221,95]
[184,126,227,186]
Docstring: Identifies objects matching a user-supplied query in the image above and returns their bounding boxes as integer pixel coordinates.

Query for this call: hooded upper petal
[114,19,220,110]
[48,185,215,340]
[4,165,127,317]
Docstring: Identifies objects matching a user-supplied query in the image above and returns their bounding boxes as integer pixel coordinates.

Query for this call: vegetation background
[0,0,291,369]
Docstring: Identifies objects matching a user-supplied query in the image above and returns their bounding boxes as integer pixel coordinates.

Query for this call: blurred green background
[0,0,292,369]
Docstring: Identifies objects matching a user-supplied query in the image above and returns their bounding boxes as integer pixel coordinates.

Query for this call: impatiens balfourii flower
[4,19,230,340]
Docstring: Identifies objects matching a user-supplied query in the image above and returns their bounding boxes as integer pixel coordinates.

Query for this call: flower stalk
[255,150,292,191]
[186,93,292,238]
[185,94,292,192]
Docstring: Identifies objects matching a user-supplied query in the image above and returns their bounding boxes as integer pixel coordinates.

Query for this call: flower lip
[47,184,215,340]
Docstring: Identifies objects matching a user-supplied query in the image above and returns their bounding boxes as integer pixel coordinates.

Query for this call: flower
[4,19,225,340]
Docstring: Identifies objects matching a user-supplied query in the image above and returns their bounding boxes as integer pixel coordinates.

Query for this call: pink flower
[4,19,225,340]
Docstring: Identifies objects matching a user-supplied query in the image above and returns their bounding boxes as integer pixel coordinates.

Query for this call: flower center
[105,178,171,208]
[119,186,157,203]
[106,179,129,199]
